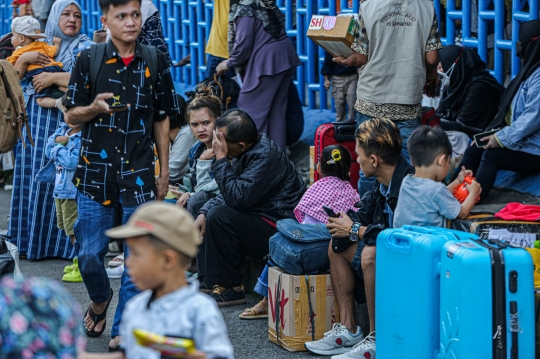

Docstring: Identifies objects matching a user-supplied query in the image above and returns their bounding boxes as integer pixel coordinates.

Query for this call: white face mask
[439,62,456,97]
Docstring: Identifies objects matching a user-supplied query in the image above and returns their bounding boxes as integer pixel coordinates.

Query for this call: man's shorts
[55,198,78,236]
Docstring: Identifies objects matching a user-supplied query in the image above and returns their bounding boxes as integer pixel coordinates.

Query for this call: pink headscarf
[294,176,360,224]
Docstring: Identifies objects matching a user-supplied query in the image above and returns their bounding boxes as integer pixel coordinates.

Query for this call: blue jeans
[355,112,420,197]
[254,260,276,297]
[74,193,140,337]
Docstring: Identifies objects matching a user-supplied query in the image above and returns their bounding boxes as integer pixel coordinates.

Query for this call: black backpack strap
[140,44,158,90]
[89,43,107,100]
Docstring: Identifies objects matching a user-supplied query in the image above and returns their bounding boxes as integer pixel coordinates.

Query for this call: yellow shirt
[205,0,230,59]
[7,41,63,72]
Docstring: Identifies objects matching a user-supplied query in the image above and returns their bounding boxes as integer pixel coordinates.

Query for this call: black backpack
[186,73,240,111]
[0,33,15,60]
[88,42,159,98]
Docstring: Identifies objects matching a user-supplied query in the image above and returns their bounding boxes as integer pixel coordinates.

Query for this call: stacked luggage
[377,225,536,359]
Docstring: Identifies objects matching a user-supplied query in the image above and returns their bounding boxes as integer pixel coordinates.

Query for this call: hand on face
[212,130,228,160]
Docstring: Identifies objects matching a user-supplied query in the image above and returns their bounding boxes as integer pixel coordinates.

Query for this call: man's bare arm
[154,116,170,201]
[66,93,126,125]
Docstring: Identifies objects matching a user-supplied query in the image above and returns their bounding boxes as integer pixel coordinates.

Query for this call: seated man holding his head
[194,109,306,307]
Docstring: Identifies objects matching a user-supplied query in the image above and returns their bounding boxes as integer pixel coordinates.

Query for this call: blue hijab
[44,0,91,71]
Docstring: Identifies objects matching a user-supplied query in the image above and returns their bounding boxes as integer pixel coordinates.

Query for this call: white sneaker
[331,332,376,359]
[304,323,364,355]
[106,264,124,279]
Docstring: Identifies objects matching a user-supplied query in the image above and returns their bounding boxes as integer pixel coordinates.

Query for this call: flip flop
[239,300,268,320]
[83,288,113,338]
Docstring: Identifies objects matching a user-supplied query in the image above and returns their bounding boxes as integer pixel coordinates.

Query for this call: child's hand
[169,188,183,199]
[53,36,62,46]
[55,135,69,143]
[176,192,190,207]
[324,77,331,90]
[456,166,473,183]
[466,180,482,197]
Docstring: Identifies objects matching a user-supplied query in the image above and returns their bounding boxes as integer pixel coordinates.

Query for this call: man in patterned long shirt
[64,0,177,345]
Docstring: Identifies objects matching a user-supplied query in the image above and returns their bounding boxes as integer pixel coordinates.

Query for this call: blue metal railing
[1,0,538,109]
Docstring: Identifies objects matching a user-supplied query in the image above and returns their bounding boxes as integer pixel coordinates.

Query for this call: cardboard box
[307,15,357,57]
[268,267,340,352]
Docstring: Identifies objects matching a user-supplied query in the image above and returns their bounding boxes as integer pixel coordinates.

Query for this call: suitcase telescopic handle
[386,233,412,252]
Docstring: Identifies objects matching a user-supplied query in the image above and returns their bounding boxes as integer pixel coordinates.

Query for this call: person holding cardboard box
[332,0,442,197]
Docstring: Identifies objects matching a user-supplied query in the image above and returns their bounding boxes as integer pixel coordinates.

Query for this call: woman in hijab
[438,45,504,138]
[0,276,86,358]
[455,19,540,201]
[9,0,93,260]
[215,0,301,151]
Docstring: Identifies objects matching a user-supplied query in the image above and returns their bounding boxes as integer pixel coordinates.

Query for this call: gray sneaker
[331,332,376,359]
[304,323,364,356]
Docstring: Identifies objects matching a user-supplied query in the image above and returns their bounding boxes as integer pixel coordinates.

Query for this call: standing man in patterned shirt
[334,0,442,196]
[64,0,177,345]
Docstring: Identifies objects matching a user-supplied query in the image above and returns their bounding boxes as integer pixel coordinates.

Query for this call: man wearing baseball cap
[78,201,234,359]
[7,16,65,107]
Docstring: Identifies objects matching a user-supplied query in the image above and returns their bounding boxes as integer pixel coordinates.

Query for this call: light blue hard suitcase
[376,226,479,359]
[439,239,535,359]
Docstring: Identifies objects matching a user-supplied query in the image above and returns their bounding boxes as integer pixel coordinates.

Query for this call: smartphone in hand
[322,206,338,218]
[473,129,499,148]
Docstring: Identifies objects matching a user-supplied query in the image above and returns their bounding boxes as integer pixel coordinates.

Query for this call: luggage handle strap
[305,275,315,342]
[213,73,224,102]
[275,273,282,343]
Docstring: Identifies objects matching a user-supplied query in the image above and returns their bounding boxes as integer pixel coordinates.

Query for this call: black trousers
[456,145,540,201]
[203,206,277,288]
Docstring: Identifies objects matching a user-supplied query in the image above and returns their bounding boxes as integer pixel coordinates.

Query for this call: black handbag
[0,236,15,277]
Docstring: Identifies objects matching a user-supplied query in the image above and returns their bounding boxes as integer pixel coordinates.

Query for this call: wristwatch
[349,222,361,242]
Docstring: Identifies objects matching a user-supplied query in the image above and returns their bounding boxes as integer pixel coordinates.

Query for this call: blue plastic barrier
[0,0,538,108]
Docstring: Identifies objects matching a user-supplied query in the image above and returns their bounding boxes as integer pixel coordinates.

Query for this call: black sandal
[83,288,114,338]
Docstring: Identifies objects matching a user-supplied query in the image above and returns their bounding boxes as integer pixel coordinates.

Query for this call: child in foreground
[77,202,234,359]
[6,16,64,107]
[393,126,482,228]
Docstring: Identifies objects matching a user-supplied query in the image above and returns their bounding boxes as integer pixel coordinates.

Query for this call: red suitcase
[314,122,359,190]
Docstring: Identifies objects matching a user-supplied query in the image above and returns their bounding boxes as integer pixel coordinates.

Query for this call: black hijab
[438,45,504,119]
[488,19,540,130]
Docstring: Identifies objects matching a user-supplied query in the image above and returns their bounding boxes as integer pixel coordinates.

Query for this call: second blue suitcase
[439,239,535,359]
[376,226,479,359]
